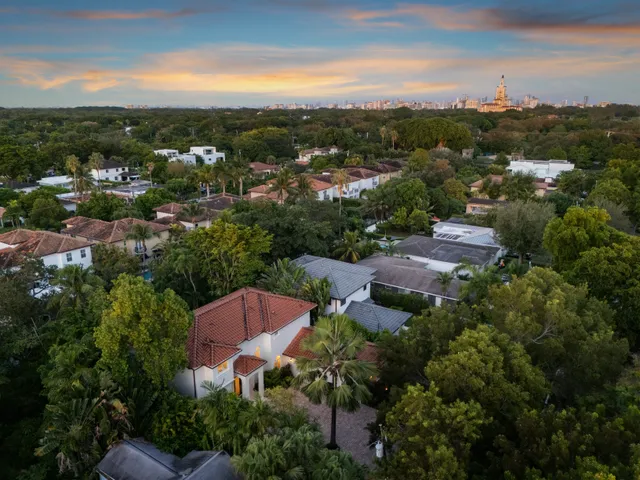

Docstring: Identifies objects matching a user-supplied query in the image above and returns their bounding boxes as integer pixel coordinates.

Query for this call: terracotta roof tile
[187,288,316,369]
[198,194,241,211]
[249,162,280,172]
[282,326,379,364]
[344,168,379,179]
[62,218,169,243]
[0,229,94,268]
[153,203,184,214]
[234,355,267,376]
[190,343,241,370]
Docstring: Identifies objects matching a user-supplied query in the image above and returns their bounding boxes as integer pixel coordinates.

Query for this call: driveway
[292,390,378,467]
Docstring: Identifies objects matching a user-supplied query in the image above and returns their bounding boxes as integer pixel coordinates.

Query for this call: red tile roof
[62,217,169,244]
[187,288,316,369]
[249,162,280,173]
[234,355,267,376]
[282,326,379,364]
[153,202,184,215]
[190,343,241,370]
[344,168,379,180]
[0,229,94,268]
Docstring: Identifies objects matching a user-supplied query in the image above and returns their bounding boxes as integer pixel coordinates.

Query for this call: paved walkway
[292,390,377,466]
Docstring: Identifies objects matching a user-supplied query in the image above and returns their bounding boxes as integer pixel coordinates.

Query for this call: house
[343,167,381,191]
[394,234,501,272]
[249,162,280,176]
[344,300,412,334]
[173,287,316,399]
[0,229,93,270]
[56,192,130,213]
[466,197,506,214]
[189,146,225,164]
[152,202,218,230]
[506,160,574,179]
[358,255,464,306]
[154,149,197,164]
[282,326,378,372]
[312,172,361,198]
[0,179,39,193]
[293,255,376,314]
[469,174,557,198]
[96,439,239,480]
[61,217,170,257]
[432,221,500,248]
[247,178,334,202]
[468,174,503,195]
[199,193,242,211]
[37,175,73,189]
[103,180,154,200]
[361,162,403,184]
[91,159,129,182]
[297,146,341,163]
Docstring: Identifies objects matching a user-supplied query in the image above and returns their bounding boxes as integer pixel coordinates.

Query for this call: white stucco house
[91,159,130,182]
[506,160,574,179]
[0,229,94,270]
[37,175,73,189]
[297,146,341,163]
[173,288,316,400]
[189,146,225,164]
[293,255,377,314]
[154,149,197,164]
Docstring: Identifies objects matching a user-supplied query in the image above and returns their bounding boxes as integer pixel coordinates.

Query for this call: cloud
[48,8,205,20]
[401,82,460,93]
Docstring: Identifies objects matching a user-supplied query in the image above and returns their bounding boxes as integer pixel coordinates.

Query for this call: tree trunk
[518,252,524,265]
[239,178,243,197]
[222,183,226,195]
[328,376,338,449]
[206,184,210,197]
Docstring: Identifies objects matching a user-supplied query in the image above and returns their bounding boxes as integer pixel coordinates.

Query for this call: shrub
[264,364,294,389]
[371,288,432,315]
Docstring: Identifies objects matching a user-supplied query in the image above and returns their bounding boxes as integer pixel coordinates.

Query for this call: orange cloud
[401,82,460,93]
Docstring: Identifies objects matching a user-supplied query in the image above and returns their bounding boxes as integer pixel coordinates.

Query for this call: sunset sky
[0,0,639,106]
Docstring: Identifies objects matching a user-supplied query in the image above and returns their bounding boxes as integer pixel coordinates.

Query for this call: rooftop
[198,193,241,211]
[233,355,267,376]
[188,288,316,369]
[100,159,126,169]
[153,202,184,215]
[62,217,169,243]
[357,255,464,299]
[96,439,239,480]
[283,326,378,363]
[293,255,376,300]
[395,235,500,266]
[467,197,506,206]
[0,229,94,268]
[249,162,280,172]
[433,222,499,247]
[344,300,412,334]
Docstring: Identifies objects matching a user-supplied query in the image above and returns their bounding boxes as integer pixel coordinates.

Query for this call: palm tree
[390,129,399,149]
[292,315,378,449]
[75,165,94,197]
[230,163,250,197]
[268,168,297,204]
[197,164,216,198]
[331,169,349,219]
[258,258,307,297]
[300,277,331,317]
[379,126,388,147]
[295,174,315,201]
[49,265,104,311]
[147,162,155,186]
[333,231,361,263]
[65,155,81,195]
[125,223,159,267]
[88,152,105,191]
[213,162,232,195]
[177,202,205,224]
[453,259,502,303]
[436,271,454,297]
[361,189,389,222]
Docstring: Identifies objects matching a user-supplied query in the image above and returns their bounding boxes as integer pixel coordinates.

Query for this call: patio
[292,391,378,467]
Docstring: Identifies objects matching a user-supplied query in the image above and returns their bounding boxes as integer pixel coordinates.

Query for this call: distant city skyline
[1,0,639,107]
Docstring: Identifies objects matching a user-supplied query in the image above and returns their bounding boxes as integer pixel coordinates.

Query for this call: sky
[0,0,639,107]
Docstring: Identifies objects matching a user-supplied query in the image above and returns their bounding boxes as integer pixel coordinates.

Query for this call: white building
[506,160,574,180]
[91,159,130,182]
[293,255,377,314]
[432,221,501,248]
[37,175,73,189]
[297,146,341,163]
[189,146,225,164]
[0,229,94,270]
[173,288,316,400]
[154,149,197,164]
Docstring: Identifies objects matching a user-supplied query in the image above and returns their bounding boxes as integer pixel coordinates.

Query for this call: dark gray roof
[96,439,239,480]
[0,180,37,189]
[102,159,126,169]
[294,255,376,300]
[345,300,412,333]
[395,235,500,266]
[357,255,464,299]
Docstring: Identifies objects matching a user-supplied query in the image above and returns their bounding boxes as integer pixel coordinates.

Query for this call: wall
[121,230,169,255]
[327,282,371,314]
[42,247,93,270]
[404,255,458,273]
[156,211,173,219]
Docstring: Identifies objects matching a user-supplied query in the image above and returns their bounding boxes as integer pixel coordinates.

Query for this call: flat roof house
[394,234,501,272]
[358,254,464,306]
[173,287,316,400]
[432,221,500,248]
[294,255,376,315]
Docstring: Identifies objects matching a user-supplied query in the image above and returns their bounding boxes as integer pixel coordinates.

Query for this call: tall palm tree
[268,168,297,204]
[197,164,216,197]
[379,126,388,147]
[258,258,307,297]
[292,315,378,449]
[213,162,232,195]
[75,165,94,197]
[300,277,331,319]
[88,152,105,191]
[147,162,155,186]
[65,155,81,195]
[177,202,205,224]
[436,271,454,297]
[49,265,104,311]
[333,231,361,263]
[390,129,399,149]
[331,169,349,219]
[125,223,159,267]
[361,189,389,222]
[230,163,250,197]
[295,174,315,201]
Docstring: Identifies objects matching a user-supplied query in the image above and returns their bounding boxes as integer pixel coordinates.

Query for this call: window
[116,168,119,172]
[106,169,110,173]
[275,356,281,368]
[363,284,367,291]
[217,361,228,373]
[339,298,345,307]
[66,252,72,262]
[80,249,86,259]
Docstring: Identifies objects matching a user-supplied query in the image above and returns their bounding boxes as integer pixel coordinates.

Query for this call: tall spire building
[479,75,522,113]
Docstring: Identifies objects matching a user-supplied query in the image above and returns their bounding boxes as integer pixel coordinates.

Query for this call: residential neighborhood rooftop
[395,235,500,266]
[293,255,377,300]
[198,193,242,211]
[61,217,170,243]
[283,326,379,363]
[467,197,507,206]
[0,230,94,268]
[344,300,412,334]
